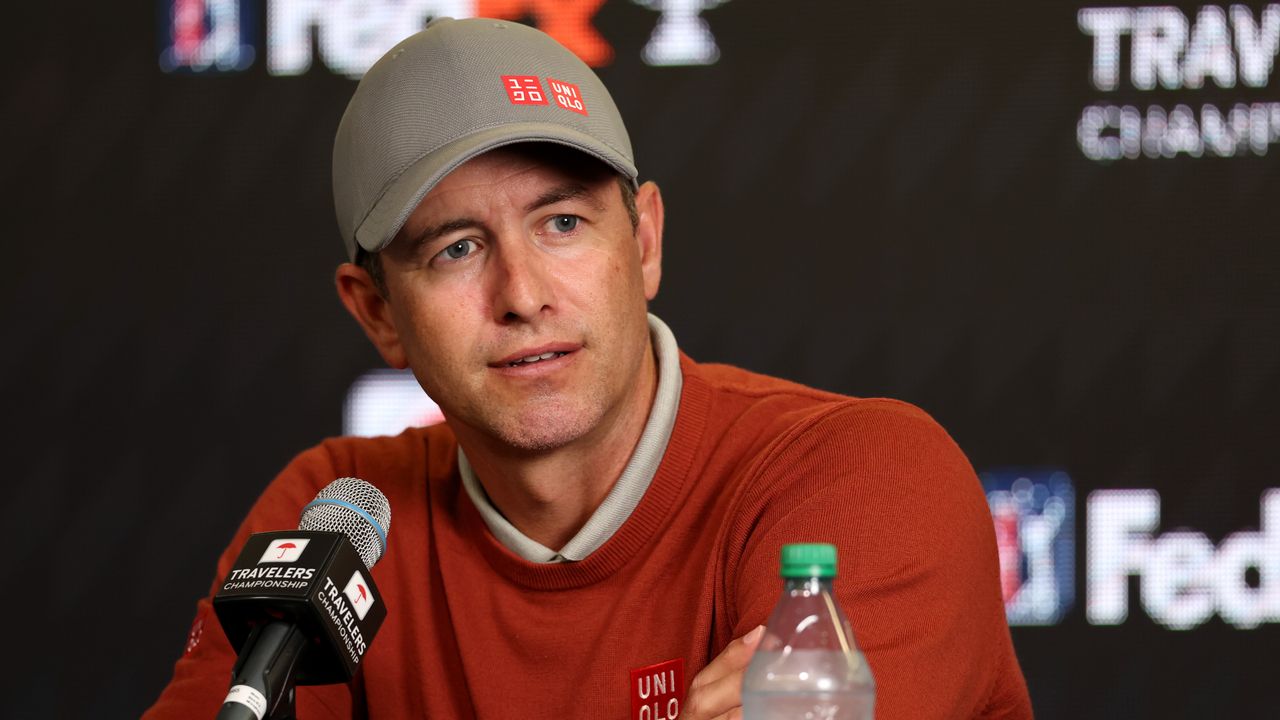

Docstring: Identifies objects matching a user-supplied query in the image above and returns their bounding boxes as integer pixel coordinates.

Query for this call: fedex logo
[981,470,1076,626]
[1087,488,1280,630]
[162,0,730,75]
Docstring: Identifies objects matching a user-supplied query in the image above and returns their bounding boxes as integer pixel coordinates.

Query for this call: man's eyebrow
[405,217,485,252]
[400,183,604,250]
[524,183,605,214]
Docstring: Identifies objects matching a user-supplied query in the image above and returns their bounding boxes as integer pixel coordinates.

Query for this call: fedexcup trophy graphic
[632,0,730,66]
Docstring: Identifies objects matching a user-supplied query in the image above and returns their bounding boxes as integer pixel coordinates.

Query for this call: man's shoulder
[260,424,459,513]
[677,356,976,544]
[682,356,947,452]
[687,357,846,404]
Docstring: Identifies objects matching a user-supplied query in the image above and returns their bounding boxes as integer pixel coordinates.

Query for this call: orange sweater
[147,355,1032,719]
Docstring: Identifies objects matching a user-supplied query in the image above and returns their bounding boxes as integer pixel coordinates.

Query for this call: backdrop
[7,1,1278,716]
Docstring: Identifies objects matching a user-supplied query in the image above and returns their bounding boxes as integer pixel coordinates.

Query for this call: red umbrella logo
[275,542,297,559]
[356,584,368,603]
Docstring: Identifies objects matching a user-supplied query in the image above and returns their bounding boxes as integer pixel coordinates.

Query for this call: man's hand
[681,626,765,720]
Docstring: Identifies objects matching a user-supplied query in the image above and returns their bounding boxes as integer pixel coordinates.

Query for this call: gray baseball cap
[332,17,639,261]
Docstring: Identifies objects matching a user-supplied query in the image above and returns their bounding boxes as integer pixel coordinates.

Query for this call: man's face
[369,146,662,453]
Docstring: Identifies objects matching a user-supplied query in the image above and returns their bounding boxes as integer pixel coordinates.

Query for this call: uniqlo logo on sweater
[184,615,205,655]
[502,75,547,105]
[630,658,684,720]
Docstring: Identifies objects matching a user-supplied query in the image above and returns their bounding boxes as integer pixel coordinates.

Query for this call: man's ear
[634,181,664,301]
[335,262,409,369]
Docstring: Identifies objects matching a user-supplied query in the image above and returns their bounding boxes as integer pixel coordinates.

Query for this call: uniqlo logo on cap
[548,78,588,116]
[343,570,376,621]
[259,538,310,563]
[630,658,684,720]
[502,75,547,105]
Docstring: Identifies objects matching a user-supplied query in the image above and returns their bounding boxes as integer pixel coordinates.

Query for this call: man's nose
[489,238,554,323]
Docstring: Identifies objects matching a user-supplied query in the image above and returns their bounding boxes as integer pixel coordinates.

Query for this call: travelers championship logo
[1077,4,1280,160]
[259,537,310,563]
[981,470,1076,626]
[343,570,376,620]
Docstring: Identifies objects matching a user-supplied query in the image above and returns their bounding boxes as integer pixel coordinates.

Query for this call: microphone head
[299,477,391,569]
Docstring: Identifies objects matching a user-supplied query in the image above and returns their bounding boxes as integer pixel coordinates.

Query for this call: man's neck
[458,342,659,551]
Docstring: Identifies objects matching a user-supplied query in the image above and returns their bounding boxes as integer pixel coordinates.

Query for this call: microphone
[212,478,392,720]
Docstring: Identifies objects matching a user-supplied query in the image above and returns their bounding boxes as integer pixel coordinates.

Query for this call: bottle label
[629,657,684,720]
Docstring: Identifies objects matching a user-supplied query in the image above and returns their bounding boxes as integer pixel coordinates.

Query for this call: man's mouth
[506,351,569,367]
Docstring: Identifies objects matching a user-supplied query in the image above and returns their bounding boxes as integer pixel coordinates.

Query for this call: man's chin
[492,417,594,453]
[474,400,603,454]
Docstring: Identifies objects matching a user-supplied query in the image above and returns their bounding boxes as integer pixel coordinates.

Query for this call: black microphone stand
[216,621,309,720]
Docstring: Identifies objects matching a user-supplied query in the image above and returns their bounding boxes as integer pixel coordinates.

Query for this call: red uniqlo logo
[502,75,547,105]
[630,658,684,720]
[548,78,588,116]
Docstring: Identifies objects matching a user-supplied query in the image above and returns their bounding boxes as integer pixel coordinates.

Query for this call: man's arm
[726,400,1033,719]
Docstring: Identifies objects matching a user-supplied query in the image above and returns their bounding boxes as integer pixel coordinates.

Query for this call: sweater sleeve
[726,400,1032,720]
[142,444,358,720]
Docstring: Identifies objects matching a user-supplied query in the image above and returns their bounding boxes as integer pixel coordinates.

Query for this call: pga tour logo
[259,538,310,564]
[158,0,256,73]
[982,470,1075,626]
[343,570,375,621]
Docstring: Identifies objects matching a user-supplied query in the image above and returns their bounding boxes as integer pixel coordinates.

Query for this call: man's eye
[550,215,579,233]
[439,239,477,261]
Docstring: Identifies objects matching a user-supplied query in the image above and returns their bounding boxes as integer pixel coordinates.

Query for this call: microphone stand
[216,621,308,720]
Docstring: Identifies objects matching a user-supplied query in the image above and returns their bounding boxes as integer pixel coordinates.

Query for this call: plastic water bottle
[741,543,875,720]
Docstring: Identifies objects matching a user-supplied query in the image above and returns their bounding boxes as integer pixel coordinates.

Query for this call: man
[147,17,1032,719]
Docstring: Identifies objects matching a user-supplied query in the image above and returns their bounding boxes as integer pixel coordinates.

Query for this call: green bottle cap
[780,543,838,578]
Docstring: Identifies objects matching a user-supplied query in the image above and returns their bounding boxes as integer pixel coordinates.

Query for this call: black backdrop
[7,1,1278,717]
